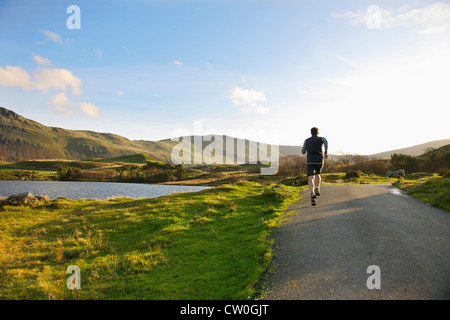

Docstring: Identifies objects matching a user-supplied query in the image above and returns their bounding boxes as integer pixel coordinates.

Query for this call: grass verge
[280,172,398,187]
[394,173,450,212]
[0,182,300,300]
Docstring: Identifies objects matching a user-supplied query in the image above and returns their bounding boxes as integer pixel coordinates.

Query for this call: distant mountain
[1,107,448,164]
[0,107,281,164]
[0,107,175,163]
[367,139,450,159]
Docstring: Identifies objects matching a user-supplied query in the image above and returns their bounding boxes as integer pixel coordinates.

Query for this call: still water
[0,180,211,200]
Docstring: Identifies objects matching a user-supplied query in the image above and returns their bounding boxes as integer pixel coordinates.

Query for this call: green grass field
[279,172,398,187]
[1,155,447,300]
[394,173,450,212]
[0,182,301,300]
[85,153,161,164]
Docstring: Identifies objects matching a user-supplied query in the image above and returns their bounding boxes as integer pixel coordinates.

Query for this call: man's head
[311,127,319,136]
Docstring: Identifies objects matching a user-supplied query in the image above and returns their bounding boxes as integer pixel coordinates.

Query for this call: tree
[175,164,188,180]
[390,153,419,173]
[423,147,436,154]
[58,166,82,181]
[423,151,450,174]
[336,152,354,171]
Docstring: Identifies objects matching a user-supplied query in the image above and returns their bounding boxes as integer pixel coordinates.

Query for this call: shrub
[390,153,419,173]
[58,166,82,181]
[440,168,449,177]
[346,170,363,178]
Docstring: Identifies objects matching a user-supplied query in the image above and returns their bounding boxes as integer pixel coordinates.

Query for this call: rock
[36,195,51,203]
[6,192,50,206]
[386,169,406,178]
[7,192,37,204]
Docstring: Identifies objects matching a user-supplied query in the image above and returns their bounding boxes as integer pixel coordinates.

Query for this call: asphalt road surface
[263,183,450,300]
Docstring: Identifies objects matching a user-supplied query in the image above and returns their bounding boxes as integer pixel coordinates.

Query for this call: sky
[0,0,449,155]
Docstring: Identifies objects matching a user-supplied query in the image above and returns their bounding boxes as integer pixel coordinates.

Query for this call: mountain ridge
[367,139,450,159]
[1,107,448,163]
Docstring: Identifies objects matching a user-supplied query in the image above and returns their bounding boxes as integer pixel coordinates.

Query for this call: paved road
[263,183,450,300]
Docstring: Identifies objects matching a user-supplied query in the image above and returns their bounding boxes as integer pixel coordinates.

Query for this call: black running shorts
[306,163,323,176]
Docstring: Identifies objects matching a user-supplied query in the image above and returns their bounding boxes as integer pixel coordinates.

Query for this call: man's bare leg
[308,175,317,205]
[308,175,315,194]
[314,174,321,195]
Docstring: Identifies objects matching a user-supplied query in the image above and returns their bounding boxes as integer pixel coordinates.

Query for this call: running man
[301,127,328,206]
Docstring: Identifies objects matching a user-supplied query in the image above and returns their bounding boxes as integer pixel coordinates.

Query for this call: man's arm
[322,137,328,159]
[301,140,307,155]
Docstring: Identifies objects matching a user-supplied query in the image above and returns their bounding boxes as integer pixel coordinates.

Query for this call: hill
[86,153,161,164]
[0,107,175,163]
[0,107,282,164]
[417,144,450,159]
[1,106,448,164]
[367,139,450,159]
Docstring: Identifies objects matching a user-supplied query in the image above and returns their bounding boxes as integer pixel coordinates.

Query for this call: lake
[0,180,211,200]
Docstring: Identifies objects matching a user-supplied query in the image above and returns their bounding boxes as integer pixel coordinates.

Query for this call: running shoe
[311,192,317,206]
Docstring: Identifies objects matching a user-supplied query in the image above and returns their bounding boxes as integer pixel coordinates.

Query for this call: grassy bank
[394,173,450,212]
[0,182,300,300]
[279,172,397,187]
[0,157,398,187]
[0,168,55,181]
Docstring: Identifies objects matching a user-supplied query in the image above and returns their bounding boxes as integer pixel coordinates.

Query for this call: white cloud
[291,40,450,153]
[50,93,100,118]
[0,66,32,90]
[332,10,364,22]
[50,92,75,115]
[0,58,99,118]
[50,92,72,107]
[33,54,52,66]
[173,60,184,66]
[227,87,269,114]
[33,68,82,96]
[80,102,100,118]
[333,2,450,34]
[0,65,82,95]
[40,30,62,43]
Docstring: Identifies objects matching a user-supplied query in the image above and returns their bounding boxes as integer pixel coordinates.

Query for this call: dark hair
[311,127,319,135]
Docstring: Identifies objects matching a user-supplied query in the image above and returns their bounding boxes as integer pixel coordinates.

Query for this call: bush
[295,175,309,186]
[58,166,82,181]
[346,170,363,178]
[390,153,419,173]
[277,155,306,177]
[440,168,449,177]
